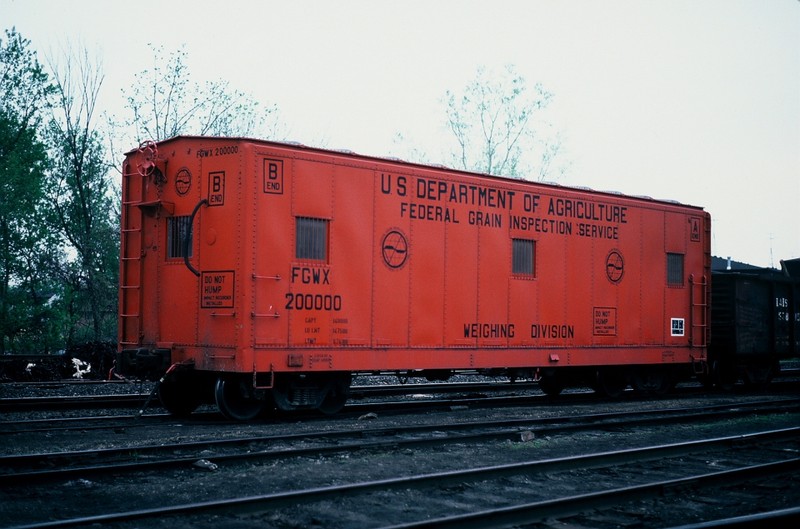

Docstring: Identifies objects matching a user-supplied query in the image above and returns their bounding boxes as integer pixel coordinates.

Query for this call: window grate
[667,252,684,286]
[167,216,192,259]
[512,238,535,276]
[296,217,328,261]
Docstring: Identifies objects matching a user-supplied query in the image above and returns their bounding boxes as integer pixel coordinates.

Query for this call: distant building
[711,256,762,272]
[781,258,800,279]
[711,255,800,280]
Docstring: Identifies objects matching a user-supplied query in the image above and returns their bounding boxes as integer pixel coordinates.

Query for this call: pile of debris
[0,341,116,382]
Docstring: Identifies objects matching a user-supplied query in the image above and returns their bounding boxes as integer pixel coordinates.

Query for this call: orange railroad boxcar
[118,137,710,419]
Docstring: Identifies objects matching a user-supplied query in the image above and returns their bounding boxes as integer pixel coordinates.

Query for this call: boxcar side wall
[120,137,710,378]
[711,272,800,359]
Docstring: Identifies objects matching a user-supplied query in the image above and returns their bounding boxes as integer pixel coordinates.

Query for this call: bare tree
[45,44,118,344]
[123,45,279,142]
[444,65,568,181]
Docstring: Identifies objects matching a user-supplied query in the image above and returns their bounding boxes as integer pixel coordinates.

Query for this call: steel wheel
[742,363,774,389]
[158,372,202,416]
[712,360,738,391]
[215,377,263,421]
[538,369,564,397]
[631,368,673,395]
[317,379,349,415]
[594,368,628,398]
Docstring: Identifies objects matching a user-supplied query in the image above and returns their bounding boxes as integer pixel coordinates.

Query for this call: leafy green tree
[0,28,59,354]
[444,65,567,180]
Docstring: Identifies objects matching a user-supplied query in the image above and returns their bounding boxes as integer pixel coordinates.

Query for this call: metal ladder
[118,169,145,349]
[689,215,712,350]
[689,274,708,348]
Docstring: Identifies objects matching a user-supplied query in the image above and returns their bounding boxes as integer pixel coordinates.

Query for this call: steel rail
[0,385,684,430]
[2,400,799,485]
[3,377,796,415]
[6,428,799,529]
[0,394,148,412]
[0,381,537,413]
[377,458,800,529]
[664,506,800,529]
[0,388,796,439]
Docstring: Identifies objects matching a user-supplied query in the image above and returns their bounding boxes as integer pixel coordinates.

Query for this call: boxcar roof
[126,135,706,211]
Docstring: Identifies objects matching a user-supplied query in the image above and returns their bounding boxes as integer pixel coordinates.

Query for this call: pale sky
[3,0,799,267]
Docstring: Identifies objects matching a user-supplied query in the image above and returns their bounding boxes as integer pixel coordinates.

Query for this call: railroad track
[0,380,541,412]
[4,385,624,436]
[4,430,799,528]
[3,397,798,484]
[2,376,798,415]
[0,393,150,412]
[1,398,798,527]
[0,380,795,436]
[0,383,752,437]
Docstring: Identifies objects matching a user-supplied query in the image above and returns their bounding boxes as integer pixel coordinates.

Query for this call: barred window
[667,252,684,286]
[167,216,192,259]
[512,238,536,276]
[296,217,328,261]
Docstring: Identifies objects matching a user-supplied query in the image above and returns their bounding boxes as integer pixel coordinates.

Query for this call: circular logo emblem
[175,168,192,196]
[605,250,624,283]
[382,229,409,270]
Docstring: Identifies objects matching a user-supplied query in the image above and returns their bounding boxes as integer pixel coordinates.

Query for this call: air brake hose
[136,362,181,419]
[184,199,208,277]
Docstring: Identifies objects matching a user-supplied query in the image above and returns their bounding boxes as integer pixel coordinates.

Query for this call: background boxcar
[710,265,800,387]
[118,137,710,419]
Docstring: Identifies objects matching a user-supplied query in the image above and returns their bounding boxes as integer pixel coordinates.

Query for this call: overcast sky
[3,0,798,267]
